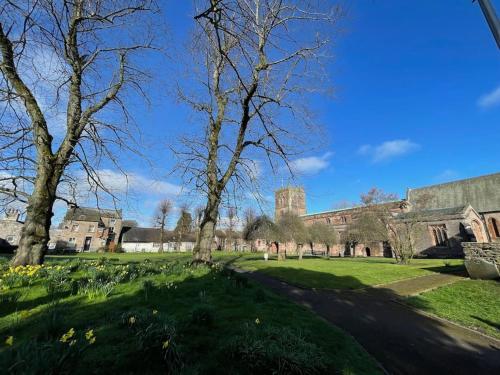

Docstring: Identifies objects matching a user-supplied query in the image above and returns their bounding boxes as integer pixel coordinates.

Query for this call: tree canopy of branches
[243,214,279,251]
[349,188,426,264]
[0,0,159,265]
[154,199,173,253]
[174,205,193,248]
[175,0,341,263]
[309,221,337,255]
[277,212,309,260]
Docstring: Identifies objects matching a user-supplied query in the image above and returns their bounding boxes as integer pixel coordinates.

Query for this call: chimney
[5,208,20,222]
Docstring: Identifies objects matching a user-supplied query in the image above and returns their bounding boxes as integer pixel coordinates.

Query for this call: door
[84,237,92,251]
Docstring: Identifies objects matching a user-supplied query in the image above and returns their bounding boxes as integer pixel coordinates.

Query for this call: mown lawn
[231,255,465,290]
[0,254,381,374]
[406,279,500,339]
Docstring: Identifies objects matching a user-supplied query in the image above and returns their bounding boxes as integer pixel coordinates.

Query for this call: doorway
[84,236,92,251]
[365,247,371,257]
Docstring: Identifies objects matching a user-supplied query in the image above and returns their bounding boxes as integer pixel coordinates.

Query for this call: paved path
[377,271,467,296]
[239,270,500,375]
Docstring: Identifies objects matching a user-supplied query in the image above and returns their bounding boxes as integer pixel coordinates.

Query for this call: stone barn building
[274,172,500,258]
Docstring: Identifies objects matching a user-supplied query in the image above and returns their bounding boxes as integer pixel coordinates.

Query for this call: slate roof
[63,206,122,222]
[407,172,500,213]
[397,205,469,221]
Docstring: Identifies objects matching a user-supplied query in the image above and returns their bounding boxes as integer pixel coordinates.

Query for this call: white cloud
[358,139,420,163]
[289,152,332,175]
[93,169,182,196]
[477,85,500,109]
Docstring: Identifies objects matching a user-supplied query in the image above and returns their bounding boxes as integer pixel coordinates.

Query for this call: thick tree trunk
[193,195,220,263]
[11,169,57,266]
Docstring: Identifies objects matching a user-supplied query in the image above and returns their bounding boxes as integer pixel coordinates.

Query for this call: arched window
[430,224,448,247]
[490,218,500,238]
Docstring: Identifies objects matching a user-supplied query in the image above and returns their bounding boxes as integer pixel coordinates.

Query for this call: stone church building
[275,172,500,258]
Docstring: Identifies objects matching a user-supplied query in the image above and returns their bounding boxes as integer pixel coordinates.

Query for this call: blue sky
[47,1,500,227]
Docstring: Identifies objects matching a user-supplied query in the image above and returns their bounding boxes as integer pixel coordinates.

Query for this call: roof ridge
[409,172,500,192]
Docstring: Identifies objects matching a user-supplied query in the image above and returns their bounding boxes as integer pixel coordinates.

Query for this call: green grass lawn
[406,279,500,339]
[0,253,381,374]
[231,254,465,290]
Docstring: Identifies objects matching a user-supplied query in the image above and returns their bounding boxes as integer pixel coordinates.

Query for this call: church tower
[275,187,306,221]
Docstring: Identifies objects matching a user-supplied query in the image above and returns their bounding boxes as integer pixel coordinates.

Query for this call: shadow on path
[239,267,500,375]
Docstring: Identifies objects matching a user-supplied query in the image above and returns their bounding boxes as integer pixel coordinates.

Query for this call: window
[340,216,347,224]
[69,238,76,243]
[109,227,114,234]
[71,224,79,232]
[110,219,116,226]
[88,225,95,232]
[489,218,500,238]
[326,218,331,224]
[430,225,448,247]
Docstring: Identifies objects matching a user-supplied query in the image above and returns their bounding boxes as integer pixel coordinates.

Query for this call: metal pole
[476,0,500,48]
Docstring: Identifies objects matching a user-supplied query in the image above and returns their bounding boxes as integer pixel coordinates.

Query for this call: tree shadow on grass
[244,267,500,375]
[0,265,383,375]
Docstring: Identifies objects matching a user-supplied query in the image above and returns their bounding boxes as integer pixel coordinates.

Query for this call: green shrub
[226,324,328,375]
[77,279,115,300]
[44,268,71,296]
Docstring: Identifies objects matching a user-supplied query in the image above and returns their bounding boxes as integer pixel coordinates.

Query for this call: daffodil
[129,316,136,325]
[60,328,75,343]
[85,329,94,340]
[152,310,158,315]
[5,336,13,346]
[69,339,77,347]
[255,318,260,325]
[162,340,169,349]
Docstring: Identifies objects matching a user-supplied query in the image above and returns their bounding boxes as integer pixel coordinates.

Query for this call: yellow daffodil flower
[5,336,13,346]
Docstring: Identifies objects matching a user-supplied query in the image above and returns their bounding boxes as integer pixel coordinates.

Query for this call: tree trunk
[298,244,303,260]
[158,224,164,253]
[193,195,220,263]
[11,169,57,266]
[277,242,286,261]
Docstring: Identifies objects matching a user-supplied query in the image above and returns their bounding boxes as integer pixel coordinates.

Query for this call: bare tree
[349,188,427,264]
[154,199,173,253]
[243,214,279,254]
[309,221,337,256]
[0,1,159,265]
[277,212,309,260]
[175,0,341,263]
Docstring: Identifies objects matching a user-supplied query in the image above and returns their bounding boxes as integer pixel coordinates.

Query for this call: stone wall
[462,242,500,266]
